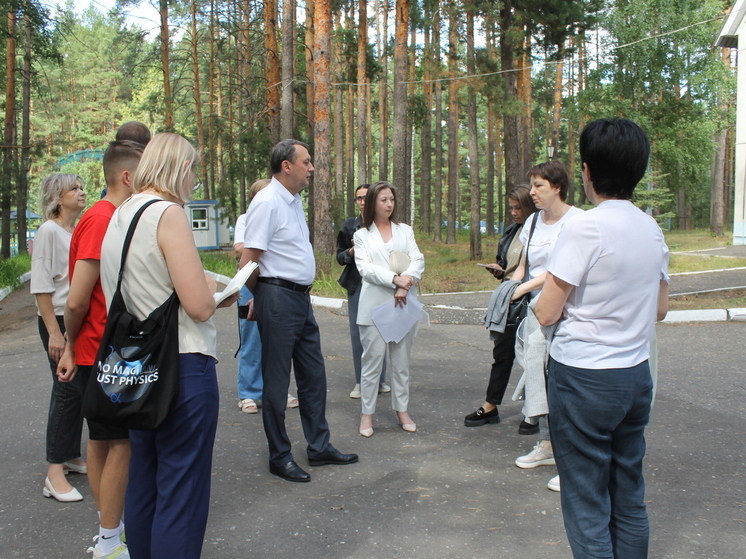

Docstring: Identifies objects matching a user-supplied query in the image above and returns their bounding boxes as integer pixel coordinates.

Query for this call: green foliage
[0,253,31,290]
[199,250,237,278]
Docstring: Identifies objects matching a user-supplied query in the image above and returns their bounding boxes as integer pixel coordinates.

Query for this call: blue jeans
[237,285,263,400]
[548,358,653,559]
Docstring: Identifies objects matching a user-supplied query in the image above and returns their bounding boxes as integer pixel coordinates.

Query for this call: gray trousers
[348,285,386,384]
[359,324,417,415]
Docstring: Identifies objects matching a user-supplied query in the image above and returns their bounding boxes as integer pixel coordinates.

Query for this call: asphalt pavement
[0,283,744,558]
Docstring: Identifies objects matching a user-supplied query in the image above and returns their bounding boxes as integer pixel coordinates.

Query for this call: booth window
[191,207,208,230]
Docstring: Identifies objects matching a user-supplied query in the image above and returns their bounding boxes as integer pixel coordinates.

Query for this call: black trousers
[485,324,518,406]
[38,316,86,464]
[254,282,331,467]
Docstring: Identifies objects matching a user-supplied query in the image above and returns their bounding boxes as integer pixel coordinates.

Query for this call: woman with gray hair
[30,173,88,502]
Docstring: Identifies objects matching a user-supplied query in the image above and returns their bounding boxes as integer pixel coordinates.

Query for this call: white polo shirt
[547,200,670,369]
[244,177,316,285]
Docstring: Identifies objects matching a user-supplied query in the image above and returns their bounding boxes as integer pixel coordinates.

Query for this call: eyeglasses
[192,181,202,193]
[356,196,366,201]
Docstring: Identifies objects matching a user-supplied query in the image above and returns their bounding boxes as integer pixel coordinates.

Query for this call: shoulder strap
[522,212,539,282]
[114,199,168,294]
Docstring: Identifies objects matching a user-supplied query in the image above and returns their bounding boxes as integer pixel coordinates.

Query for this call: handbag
[83,199,180,430]
[506,212,539,328]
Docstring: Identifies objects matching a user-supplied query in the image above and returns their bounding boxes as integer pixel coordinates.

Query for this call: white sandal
[238,399,258,414]
[287,394,299,408]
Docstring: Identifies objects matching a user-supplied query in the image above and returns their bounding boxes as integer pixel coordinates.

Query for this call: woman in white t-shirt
[30,174,87,502]
[537,118,669,557]
[510,161,582,477]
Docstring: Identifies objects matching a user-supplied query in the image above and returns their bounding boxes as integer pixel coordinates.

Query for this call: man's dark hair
[103,140,145,187]
[527,160,570,201]
[579,118,650,200]
[115,121,151,146]
[270,139,310,175]
[355,183,370,194]
[362,181,398,228]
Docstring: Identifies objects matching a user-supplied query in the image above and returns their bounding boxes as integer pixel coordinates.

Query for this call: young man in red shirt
[57,136,146,559]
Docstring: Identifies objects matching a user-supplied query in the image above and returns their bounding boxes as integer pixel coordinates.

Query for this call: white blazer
[353,221,425,326]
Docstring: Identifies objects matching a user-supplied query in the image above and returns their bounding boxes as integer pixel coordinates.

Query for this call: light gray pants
[359,324,417,415]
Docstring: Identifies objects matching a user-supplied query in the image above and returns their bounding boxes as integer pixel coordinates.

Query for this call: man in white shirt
[240,139,358,482]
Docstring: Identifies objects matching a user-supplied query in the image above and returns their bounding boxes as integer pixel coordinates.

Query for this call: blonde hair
[248,178,271,204]
[40,174,81,221]
[133,133,200,204]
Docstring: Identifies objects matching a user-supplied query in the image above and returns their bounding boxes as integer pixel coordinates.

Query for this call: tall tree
[2,9,17,258]
[159,0,173,132]
[432,2,443,242]
[281,0,295,138]
[392,0,409,219]
[189,0,208,197]
[466,0,480,259]
[313,0,333,253]
[356,0,369,183]
[378,0,390,181]
[265,0,281,143]
[445,0,459,244]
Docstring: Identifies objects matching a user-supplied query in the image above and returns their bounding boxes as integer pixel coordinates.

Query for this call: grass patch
[0,253,31,290]
[669,289,746,311]
[199,250,238,278]
[669,255,746,274]
[664,230,732,252]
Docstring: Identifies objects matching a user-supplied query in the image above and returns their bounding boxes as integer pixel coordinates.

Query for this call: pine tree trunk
[420,18,432,234]
[446,1,458,244]
[313,0,333,254]
[378,0,390,181]
[305,2,315,239]
[2,10,17,259]
[500,0,521,197]
[190,0,208,198]
[18,15,31,254]
[517,28,533,172]
[432,3,443,242]
[160,0,173,132]
[711,128,727,236]
[265,0,281,144]
[466,1,480,259]
[281,0,295,139]
[357,0,368,184]
[392,0,409,218]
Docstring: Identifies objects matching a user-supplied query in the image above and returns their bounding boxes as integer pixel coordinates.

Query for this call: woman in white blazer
[354,181,425,437]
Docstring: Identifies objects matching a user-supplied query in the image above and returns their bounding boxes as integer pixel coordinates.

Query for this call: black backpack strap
[522,212,539,282]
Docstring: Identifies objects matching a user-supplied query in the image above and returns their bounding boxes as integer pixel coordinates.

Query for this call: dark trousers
[485,325,518,406]
[548,358,652,559]
[38,316,86,464]
[254,282,331,467]
[125,353,219,559]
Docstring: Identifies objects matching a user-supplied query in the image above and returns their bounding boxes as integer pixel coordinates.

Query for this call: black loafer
[308,447,359,467]
[269,460,311,482]
[519,420,540,435]
[464,406,500,427]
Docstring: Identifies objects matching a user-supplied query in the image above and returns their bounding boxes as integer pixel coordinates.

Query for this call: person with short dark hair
[336,183,388,399]
[115,121,151,147]
[240,139,358,482]
[464,185,537,429]
[537,118,669,557]
[57,137,146,559]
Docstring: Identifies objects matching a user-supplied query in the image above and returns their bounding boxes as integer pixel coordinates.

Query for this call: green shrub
[0,253,32,290]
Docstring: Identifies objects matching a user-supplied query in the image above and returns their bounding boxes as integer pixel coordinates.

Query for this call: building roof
[717,0,746,48]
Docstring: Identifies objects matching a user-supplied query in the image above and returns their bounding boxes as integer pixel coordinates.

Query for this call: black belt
[257,277,313,294]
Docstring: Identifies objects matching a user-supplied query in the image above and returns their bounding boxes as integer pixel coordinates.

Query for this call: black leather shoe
[519,420,540,435]
[308,447,359,467]
[269,460,311,482]
[464,406,500,427]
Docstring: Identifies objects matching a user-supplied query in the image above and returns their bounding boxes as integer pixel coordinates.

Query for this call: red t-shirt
[68,200,116,366]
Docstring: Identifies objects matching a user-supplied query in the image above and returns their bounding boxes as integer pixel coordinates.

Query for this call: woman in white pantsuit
[354,181,425,437]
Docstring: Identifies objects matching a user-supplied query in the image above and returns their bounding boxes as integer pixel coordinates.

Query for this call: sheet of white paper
[370,290,424,343]
[214,261,258,304]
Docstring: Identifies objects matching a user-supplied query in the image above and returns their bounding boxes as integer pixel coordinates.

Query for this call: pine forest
[0,0,737,259]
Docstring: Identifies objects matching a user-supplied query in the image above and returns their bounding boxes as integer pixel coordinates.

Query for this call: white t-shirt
[244,177,316,286]
[520,206,583,298]
[547,200,670,369]
[30,220,72,316]
[234,212,247,249]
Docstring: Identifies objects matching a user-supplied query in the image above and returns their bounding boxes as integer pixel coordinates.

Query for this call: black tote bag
[83,199,180,430]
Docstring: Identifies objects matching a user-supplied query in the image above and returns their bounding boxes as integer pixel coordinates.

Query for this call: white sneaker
[87,543,130,559]
[349,384,361,399]
[547,475,560,492]
[515,440,556,469]
[378,383,391,394]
